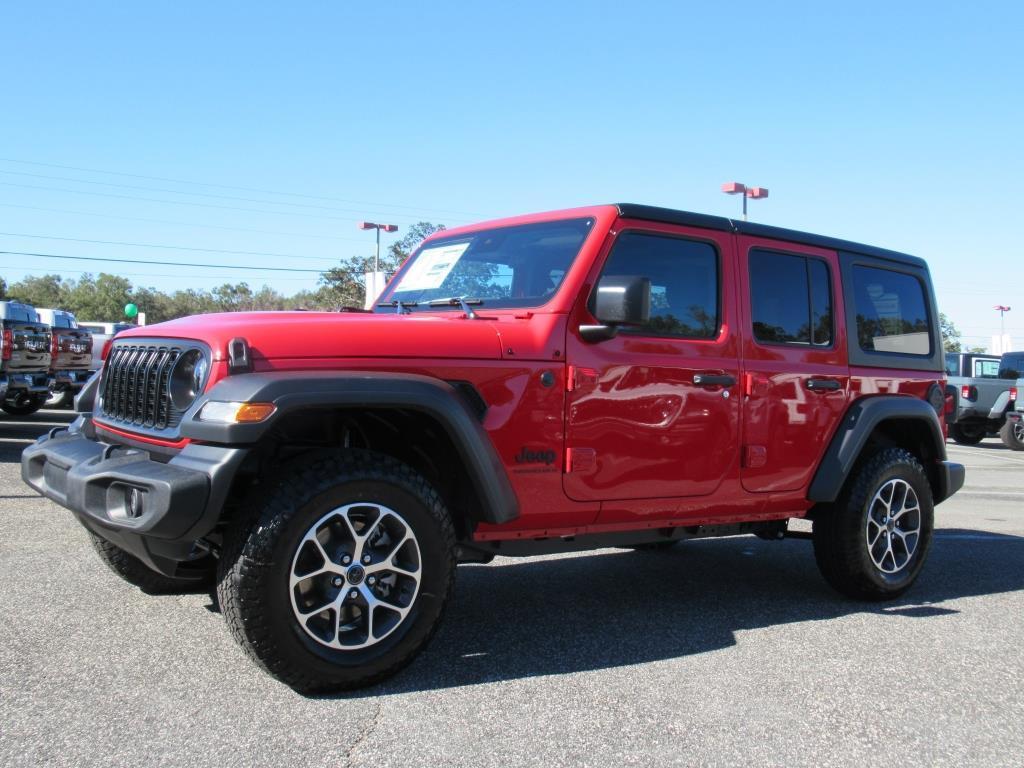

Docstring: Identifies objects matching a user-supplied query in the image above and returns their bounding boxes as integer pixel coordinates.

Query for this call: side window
[1000,354,1024,379]
[974,359,1000,378]
[944,353,959,376]
[596,232,719,339]
[749,249,833,346]
[852,266,931,355]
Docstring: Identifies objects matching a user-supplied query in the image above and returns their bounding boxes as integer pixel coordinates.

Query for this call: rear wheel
[217,450,455,693]
[1,395,47,416]
[813,448,934,600]
[1000,419,1024,451]
[949,422,985,445]
[88,532,214,593]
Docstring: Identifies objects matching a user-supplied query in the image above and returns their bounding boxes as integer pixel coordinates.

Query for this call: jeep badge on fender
[21,204,964,693]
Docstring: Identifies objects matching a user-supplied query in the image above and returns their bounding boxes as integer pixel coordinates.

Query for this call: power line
[0,168,465,223]
[6,265,317,282]
[0,231,339,263]
[0,157,481,218]
[0,181,443,224]
[0,249,337,274]
[0,202,373,243]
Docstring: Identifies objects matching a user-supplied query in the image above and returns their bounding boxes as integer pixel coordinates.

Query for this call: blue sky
[1,1,1020,350]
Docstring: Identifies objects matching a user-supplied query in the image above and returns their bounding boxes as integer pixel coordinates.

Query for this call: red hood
[116,311,505,362]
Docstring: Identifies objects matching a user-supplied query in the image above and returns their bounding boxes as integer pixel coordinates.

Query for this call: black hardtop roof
[615,203,926,268]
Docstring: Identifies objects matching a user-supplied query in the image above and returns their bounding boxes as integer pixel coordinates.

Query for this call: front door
[737,238,850,493]
[563,220,741,502]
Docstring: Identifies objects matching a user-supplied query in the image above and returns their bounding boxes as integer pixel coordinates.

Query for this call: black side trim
[182,371,519,525]
[808,396,949,503]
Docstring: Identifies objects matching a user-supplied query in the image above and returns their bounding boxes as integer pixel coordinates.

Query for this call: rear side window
[974,359,1000,378]
[852,266,931,355]
[597,232,719,338]
[748,249,832,346]
[1001,354,1024,379]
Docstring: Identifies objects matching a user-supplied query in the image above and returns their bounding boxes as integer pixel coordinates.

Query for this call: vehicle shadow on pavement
[353,528,1024,696]
[0,410,76,464]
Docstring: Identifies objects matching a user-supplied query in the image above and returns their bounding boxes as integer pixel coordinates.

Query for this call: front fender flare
[181,371,519,525]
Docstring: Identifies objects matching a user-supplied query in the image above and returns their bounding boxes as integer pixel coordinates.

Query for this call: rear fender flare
[808,396,946,504]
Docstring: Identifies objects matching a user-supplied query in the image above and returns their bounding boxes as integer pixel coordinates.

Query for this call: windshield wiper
[376,300,420,315]
[426,296,484,319]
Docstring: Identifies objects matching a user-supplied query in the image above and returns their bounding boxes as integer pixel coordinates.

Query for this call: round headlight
[170,349,208,410]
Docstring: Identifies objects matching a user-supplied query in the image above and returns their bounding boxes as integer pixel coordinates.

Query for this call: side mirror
[580,275,651,343]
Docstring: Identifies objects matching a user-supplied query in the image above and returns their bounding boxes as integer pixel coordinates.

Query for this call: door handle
[805,377,841,392]
[693,373,736,387]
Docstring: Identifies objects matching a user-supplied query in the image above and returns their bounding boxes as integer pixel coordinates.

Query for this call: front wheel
[949,422,985,445]
[813,448,934,600]
[1000,419,1024,451]
[217,450,455,693]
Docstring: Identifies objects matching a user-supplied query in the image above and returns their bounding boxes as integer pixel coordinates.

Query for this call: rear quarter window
[852,265,931,355]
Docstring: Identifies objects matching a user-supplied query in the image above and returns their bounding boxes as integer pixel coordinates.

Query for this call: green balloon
[124,303,138,318]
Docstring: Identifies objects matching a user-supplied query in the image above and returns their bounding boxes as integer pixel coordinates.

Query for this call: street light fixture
[359,221,399,307]
[995,305,1012,353]
[721,182,769,221]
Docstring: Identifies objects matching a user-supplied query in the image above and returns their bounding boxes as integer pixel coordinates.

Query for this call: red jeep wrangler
[22,204,964,692]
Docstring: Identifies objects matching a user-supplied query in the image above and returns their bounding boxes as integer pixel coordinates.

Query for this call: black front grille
[100,342,184,430]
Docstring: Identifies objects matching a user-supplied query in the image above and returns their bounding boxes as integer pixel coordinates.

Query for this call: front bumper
[22,416,247,575]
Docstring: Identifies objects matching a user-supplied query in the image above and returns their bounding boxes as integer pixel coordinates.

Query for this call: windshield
[376,218,594,312]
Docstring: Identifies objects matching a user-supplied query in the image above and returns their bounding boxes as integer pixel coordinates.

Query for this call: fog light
[110,486,144,521]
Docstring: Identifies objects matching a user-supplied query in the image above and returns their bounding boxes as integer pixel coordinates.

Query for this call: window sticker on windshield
[396,242,470,291]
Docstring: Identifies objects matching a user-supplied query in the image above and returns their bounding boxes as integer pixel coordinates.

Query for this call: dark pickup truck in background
[36,308,93,409]
[0,300,53,416]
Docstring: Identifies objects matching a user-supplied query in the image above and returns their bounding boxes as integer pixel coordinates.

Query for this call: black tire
[1000,419,1024,451]
[2,395,47,416]
[949,422,985,445]
[217,449,456,693]
[813,448,934,600]
[88,532,214,594]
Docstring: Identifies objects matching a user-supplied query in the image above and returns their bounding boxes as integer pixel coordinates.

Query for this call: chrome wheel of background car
[289,502,422,650]
[865,478,921,574]
[1014,422,1024,443]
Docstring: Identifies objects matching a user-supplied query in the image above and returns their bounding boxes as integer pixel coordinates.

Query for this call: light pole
[721,182,769,221]
[995,305,1011,352]
[359,221,398,307]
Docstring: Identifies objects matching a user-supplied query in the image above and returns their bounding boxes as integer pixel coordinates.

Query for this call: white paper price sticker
[396,242,470,291]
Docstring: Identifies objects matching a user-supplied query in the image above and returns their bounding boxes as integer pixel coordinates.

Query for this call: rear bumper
[1,372,52,399]
[51,369,93,391]
[936,459,965,504]
[21,416,247,575]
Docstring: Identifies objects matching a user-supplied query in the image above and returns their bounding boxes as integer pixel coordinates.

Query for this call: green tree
[939,312,962,352]
[388,221,446,264]
[7,274,68,308]
[0,277,6,299]
[65,273,133,321]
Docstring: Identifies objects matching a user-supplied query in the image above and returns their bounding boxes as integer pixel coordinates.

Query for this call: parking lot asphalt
[1,411,1022,767]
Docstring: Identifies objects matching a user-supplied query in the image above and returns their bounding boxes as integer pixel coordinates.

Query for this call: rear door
[738,238,850,493]
[563,220,741,502]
